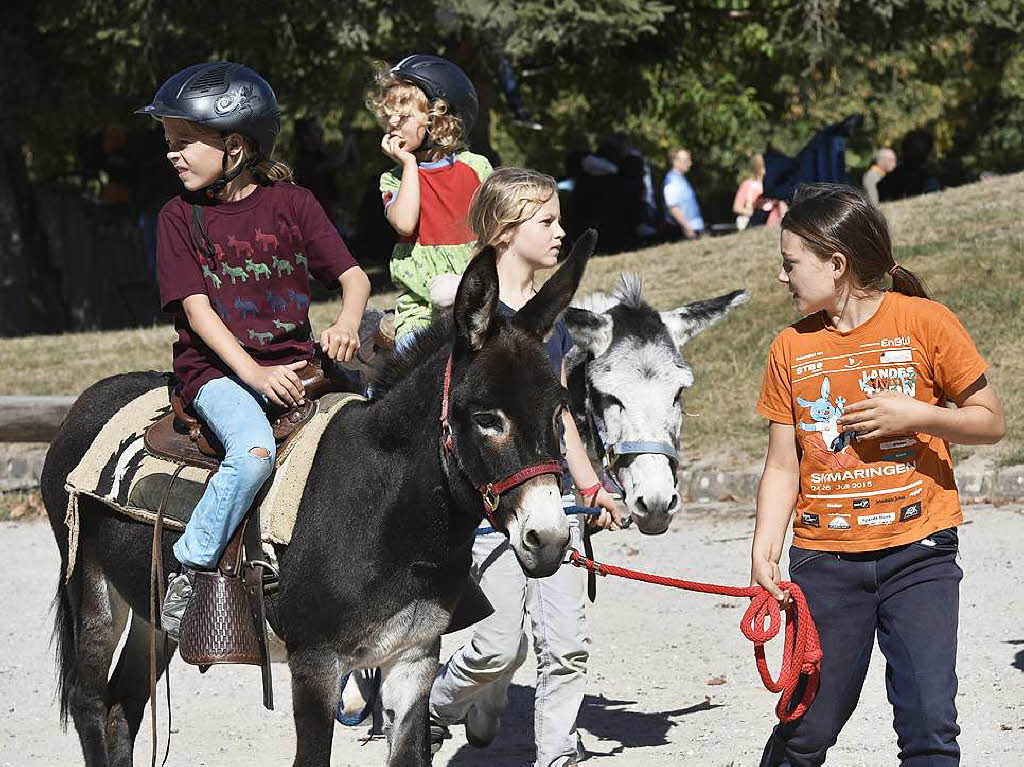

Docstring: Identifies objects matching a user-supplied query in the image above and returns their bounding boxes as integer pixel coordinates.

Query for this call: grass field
[2,173,1021,466]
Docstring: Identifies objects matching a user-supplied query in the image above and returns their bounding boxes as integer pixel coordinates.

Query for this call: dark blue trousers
[761,527,962,767]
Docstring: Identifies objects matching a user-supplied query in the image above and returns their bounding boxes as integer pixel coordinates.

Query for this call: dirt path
[3,504,1023,766]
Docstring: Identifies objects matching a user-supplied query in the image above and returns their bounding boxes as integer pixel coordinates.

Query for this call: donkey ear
[514,229,596,340]
[564,308,613,357]
[453,246,500,352]
[660,289,749,348]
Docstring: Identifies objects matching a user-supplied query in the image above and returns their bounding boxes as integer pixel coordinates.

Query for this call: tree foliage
[5,0,1023,212]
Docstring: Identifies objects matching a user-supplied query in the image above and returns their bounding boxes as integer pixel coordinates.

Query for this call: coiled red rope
[567,549,822,722]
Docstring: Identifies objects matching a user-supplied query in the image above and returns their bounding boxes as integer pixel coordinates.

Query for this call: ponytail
[253,156,294,185]
[889,263,929,299]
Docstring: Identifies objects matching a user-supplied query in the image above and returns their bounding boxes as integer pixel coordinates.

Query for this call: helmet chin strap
[203,150,262,198]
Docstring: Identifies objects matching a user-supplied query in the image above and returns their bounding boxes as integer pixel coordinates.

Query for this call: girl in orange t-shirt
[751,184,1004,766]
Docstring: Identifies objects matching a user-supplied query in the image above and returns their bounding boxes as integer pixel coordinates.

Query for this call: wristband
[578,482,602,502]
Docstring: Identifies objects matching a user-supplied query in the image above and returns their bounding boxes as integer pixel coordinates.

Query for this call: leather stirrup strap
[150,464,185,767]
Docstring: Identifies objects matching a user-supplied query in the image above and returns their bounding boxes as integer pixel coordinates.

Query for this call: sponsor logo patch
[801,512,820,527]
[880,437,916,451]
[900,502,922,522]
[852,498,870,510]
[884,450,914,461]
[828,514,851,530]
[880,349,913,363]
[858,511,896,527]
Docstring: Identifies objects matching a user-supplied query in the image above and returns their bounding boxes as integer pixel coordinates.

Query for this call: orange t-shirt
[756,292,987,552]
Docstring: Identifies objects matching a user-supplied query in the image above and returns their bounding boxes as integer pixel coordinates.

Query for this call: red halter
[439,354,563,532]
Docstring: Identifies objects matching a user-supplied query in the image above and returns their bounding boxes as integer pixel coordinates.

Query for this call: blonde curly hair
[367,63,466,162]
[469,167,558,249]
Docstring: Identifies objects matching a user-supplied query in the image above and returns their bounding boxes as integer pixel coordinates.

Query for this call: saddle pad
[63,386,363,580]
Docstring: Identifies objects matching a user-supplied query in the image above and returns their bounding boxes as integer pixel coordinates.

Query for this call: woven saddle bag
[178,521,267,669]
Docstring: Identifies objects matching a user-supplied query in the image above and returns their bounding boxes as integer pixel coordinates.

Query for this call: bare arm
[838,374,1005,445]
[182,294,305,407]
[750,421,800,602]
[381,139,420,237]
[319,266,371,362]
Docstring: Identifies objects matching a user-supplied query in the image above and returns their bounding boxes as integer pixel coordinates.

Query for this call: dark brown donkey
[42,233,596,766]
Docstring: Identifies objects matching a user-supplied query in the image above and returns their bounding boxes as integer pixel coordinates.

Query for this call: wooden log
[0,395,77,442]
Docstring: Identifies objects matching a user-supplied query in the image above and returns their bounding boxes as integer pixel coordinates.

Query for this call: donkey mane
[369,318,453,396]
[571,272,648,314]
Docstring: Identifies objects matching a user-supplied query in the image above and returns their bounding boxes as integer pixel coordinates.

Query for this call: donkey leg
[68,547,129,766]
[104,607,177,766]
[289,646,341,767]
[381,638,440,767]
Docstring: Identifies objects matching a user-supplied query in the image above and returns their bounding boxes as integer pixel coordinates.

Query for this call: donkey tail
[50,550,79,729]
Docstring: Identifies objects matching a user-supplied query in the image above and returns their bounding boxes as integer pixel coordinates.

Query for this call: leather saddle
[144,357,359,470]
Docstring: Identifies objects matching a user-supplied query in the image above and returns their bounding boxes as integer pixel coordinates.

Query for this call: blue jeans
[395,328,420,355]
[761,528,962,767]
[172,376,275,569]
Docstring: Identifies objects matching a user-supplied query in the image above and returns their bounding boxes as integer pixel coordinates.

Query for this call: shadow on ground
[1006,639,1024,672]
[445,683,722,764]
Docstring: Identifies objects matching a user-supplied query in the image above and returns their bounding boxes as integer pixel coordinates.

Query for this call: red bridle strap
[439,353,564,531]
[478,462,564,513]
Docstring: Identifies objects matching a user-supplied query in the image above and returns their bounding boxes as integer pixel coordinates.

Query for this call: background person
[861,147,896,205]
[878,130,940,201]
[751,183,1004,766]
[663,148,704,239]
[734,153,788,229]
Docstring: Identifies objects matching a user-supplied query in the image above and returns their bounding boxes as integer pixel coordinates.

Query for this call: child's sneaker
[160,567,196,639]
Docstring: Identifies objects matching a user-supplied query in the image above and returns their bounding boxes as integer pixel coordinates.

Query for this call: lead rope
[566,549,822,722]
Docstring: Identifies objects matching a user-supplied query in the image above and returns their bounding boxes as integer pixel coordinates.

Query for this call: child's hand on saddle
[750,557,791,607]
[320,319,361,362]
[381,134,417,166]
[837,389,926,441]
[243,361,307,408]
[586,487,624,532]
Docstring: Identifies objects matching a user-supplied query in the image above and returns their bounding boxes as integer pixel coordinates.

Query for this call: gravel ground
[2,503,1023,766]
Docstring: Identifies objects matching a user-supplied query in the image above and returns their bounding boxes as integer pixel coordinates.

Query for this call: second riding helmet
[136,62,281,157]
[390,54,479,136]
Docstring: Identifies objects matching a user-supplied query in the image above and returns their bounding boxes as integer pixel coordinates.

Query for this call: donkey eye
[472,411,505,432]
[599,393,623,411]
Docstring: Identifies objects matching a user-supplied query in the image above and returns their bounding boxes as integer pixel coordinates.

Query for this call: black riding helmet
[136,62,281,193]
[390,54,479,136]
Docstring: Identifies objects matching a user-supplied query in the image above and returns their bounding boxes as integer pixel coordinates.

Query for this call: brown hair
[367,63,466,162]
[782,183,928,298]
[469,167,558,248]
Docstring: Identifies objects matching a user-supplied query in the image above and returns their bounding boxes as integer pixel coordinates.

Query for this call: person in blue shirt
[663,148,705,239]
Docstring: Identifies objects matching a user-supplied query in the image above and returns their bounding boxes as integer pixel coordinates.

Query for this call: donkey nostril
[635,496,649,515]
[524,529,542,550]
[666,494,680,514]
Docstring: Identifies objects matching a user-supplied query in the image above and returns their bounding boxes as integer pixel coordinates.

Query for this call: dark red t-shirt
[156,183,359,404]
